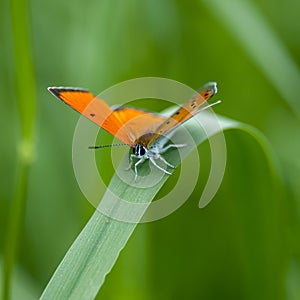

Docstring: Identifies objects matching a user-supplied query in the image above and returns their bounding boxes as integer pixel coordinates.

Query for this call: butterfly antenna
[88,143,128,149]
[200,100,221,112]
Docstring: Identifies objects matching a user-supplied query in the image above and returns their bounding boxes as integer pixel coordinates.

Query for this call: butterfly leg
[157,155,175,169]
[134,157,145,181]
[125,154,135,171]
[153,143,187,171]
[149,157,172,175]
[160,143,187,153]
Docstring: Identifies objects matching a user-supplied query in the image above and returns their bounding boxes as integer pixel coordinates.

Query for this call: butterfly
[48,82,219,181]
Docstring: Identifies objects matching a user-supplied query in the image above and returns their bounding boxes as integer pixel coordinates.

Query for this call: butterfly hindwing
[112,107,166,144]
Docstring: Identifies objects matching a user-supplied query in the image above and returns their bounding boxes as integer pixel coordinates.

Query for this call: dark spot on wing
[90,113,95,117]
[190,101,197,109]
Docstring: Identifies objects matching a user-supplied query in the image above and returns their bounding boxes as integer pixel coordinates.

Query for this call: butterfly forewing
[48,88,136,145]
[48,88,166,147]
[146,82,217,146]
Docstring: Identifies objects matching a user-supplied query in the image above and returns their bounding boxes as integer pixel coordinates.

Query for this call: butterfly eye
[140,147,146,156]
[134,145,146,156]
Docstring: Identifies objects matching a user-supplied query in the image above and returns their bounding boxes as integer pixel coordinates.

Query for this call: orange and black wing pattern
[146,82,217,146]
[48,87,166,146]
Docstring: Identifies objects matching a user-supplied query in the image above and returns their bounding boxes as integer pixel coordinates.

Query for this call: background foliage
[1,0,299,299]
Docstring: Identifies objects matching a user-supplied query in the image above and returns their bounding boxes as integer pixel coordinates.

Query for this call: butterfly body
[48,82,218,181]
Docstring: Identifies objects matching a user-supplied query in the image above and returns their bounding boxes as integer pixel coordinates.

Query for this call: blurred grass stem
[2,0,36,298]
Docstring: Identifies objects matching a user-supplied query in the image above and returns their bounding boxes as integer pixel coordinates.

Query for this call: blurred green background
[1,0,300,299]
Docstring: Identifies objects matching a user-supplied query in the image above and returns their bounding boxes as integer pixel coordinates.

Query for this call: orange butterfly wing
[48,87,165,146]
[49,82,217,148]
[146,82,217,146]
[112,107,166,144]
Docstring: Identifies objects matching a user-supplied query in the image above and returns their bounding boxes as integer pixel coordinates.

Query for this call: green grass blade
[40,112,279,300]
